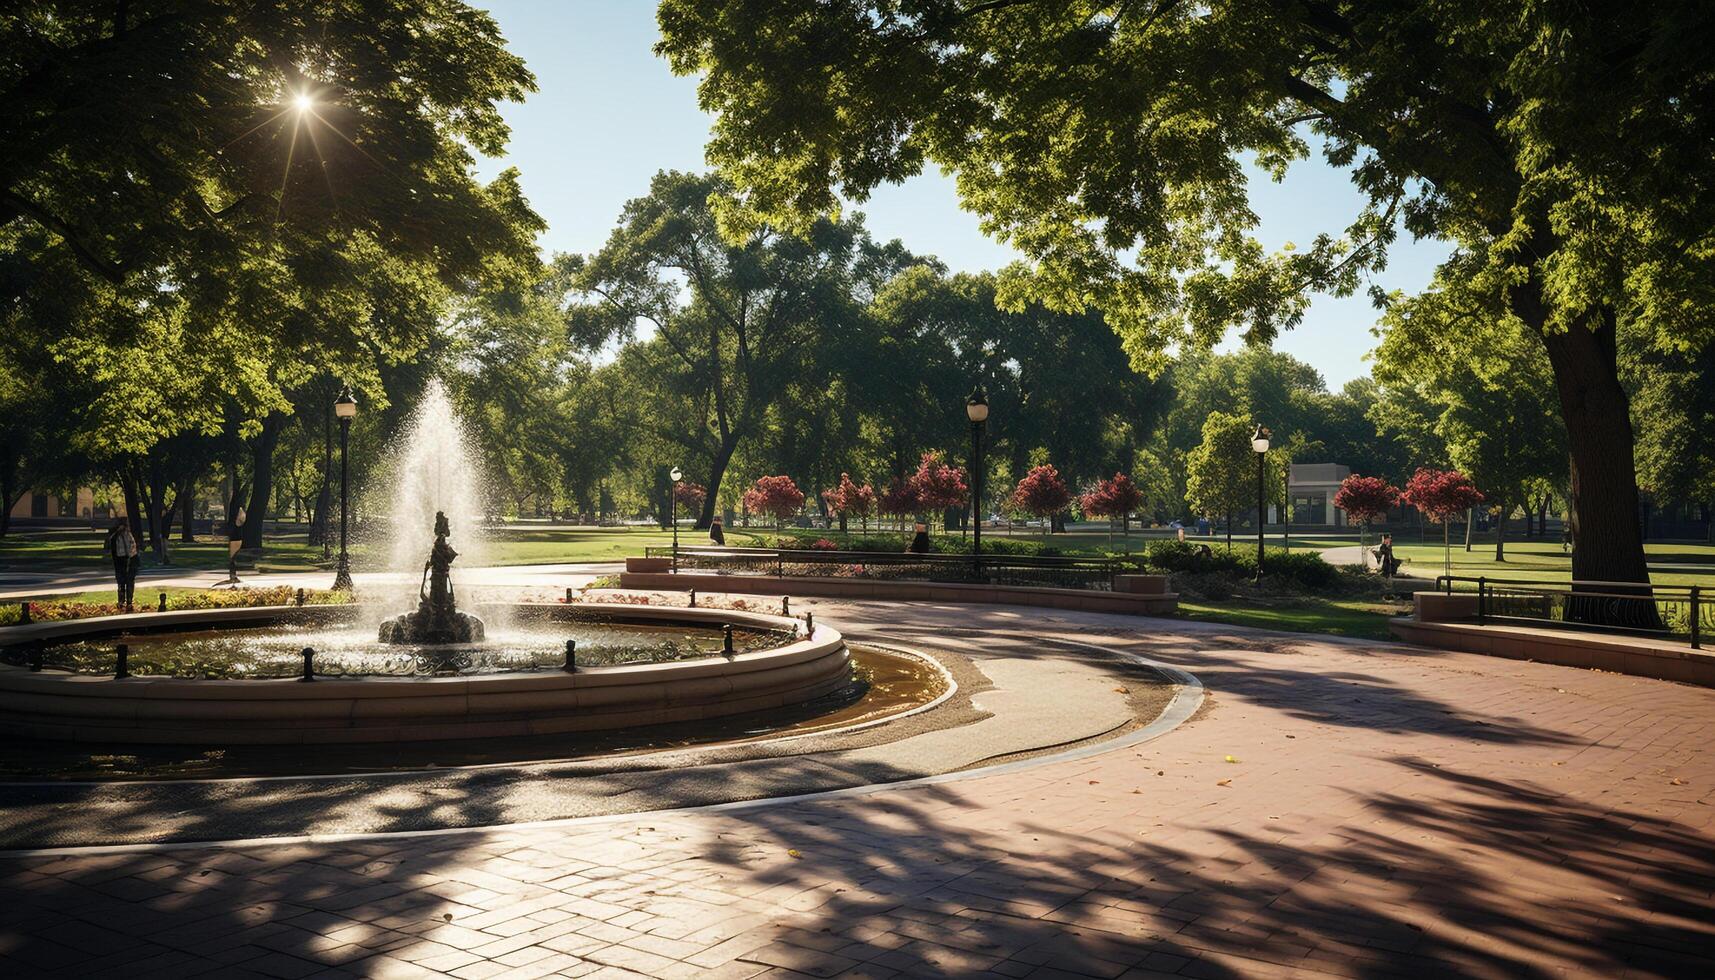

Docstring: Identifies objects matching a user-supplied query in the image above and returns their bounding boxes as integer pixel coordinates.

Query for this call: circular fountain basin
[0,603,849,744]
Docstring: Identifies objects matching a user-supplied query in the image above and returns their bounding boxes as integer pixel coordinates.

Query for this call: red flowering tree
[1333,475,1400,569]
[1079,472,1145,547]
[1010,464,1072,538]
[672,482,707,510]
[742,475,805,528]
[879,476,920,533]
[1401,467,1485,575]
[908,451,968,532]
[821,472,876,533]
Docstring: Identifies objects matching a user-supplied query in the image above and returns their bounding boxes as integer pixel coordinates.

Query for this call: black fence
[1435,575,1707,648]
[648,545,1126,591]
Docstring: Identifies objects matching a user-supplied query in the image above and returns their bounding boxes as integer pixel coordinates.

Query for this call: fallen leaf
[1156,770,1165,776]
[442,913,453,922]
[1224,755,1239,764]
[1113,687,1128,693]
[1671,778,1687,786]
[1089,780,1099,785]
[1216,778,1232,786]
[787,849,802,858]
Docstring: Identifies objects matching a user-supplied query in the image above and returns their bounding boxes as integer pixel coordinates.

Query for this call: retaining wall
[618,568,1178,616]
[1391,603,1715,688]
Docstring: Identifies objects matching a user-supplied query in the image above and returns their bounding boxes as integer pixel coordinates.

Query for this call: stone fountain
[378,511,485,644]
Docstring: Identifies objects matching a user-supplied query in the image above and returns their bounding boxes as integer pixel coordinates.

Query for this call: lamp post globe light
[966,386,989,572]
[669,466,683,566]
[1251,424,1270,582]
[332,385,358,592]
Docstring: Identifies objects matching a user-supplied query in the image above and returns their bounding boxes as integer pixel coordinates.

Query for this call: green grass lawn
[0,525,781,574]
[0,531,327,573]
[1174,597,1412,641]
[1286,533,1715,586]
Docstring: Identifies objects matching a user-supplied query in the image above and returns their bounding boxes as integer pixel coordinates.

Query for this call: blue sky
[471,1,1450,389]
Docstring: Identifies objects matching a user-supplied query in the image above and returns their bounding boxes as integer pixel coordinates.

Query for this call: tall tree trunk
[0,450,19,538]
[1495,500,1508,561]
[118,464,144,543]
[242,414,283,549]
[698,434,740,529]
[1536,317,1653,593]
[143,454,171,564]
[1538,315,1657,624]
[179,480,195,542]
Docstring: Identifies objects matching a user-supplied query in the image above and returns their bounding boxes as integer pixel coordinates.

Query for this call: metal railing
[649,545,1126,591]
[1435,575,1706,648]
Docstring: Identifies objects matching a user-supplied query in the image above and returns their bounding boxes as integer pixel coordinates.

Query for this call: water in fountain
[357,378,513,653]
[375,378,492,599]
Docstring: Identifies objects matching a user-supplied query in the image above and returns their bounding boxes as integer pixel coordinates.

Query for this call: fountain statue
[378,511,485,644]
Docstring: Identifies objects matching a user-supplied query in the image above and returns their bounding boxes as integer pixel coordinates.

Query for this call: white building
[1269,463,1350,527]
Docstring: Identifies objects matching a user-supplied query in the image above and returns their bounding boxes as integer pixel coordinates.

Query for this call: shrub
[810,538,839,550]
[1141,541,1341,592]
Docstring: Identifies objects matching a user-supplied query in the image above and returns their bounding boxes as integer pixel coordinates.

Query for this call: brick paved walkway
[3,604,1712,978]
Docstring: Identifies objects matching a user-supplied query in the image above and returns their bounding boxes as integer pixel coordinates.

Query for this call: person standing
[103,518,139,611]
[905,522,931,554]
[708,515,726,546]
[225,508,247,586]
[1376,533,1400,577]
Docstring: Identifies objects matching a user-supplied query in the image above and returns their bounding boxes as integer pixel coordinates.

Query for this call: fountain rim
[0,601,829,686]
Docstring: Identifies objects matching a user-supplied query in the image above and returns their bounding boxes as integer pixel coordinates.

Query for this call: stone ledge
[1389,617,1715,688]
[617,570,1178,616]
[0,602,848,743]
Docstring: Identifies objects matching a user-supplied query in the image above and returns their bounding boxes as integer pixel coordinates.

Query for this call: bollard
[723,624,735,657]
[18,601,30,626]
[564,639,578,673]
[300,647,315,682]
[689,588,697,608]
[28,645,42,672]
[158,592,168,612]
[782,596,790,616]
[805,611,814,635]
[566,587,574,603]
[115,643,130,679]
[295,587,306,607]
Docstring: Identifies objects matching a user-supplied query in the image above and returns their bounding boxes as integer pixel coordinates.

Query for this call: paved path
[3,602,1713,978]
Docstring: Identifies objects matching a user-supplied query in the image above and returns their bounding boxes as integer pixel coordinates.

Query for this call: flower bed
[0,587,351,627]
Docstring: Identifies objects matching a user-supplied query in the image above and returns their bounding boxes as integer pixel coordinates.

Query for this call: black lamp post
[332,385,357,592]
[966,386,989,573]
[1251,424,1270,581]
[669,466,682,567]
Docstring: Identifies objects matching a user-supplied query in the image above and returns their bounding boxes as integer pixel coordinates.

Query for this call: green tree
[1374,298,1566,561]
[566,171,896,527]
[1184,412,1256,550]
[5,1,545,549]
[658,0,1715,590]
[1627,344,1715,540]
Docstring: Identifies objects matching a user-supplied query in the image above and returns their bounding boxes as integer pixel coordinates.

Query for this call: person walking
[708,515,726,546]
[103,518,139,611]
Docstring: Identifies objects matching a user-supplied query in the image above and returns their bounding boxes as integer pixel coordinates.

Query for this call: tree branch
[1,190,125,283]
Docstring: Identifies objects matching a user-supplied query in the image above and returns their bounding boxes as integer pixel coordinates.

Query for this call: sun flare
[293,93,314,113]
